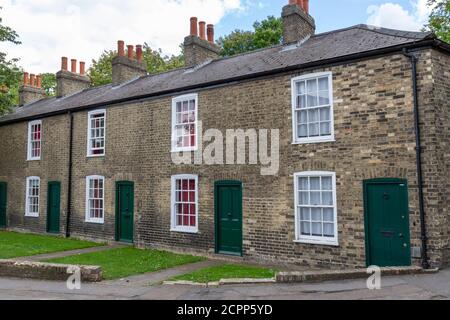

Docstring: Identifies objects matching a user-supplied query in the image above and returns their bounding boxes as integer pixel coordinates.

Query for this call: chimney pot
[303,0,309,13]
[207,24,215,43]
[23,72,30,86]
[127,45,134,59]
[80,61,86,75]
[71,59,77,73]
[61,57,68,71]
[289,0,297,4]
[30,74,36,87]
[118,40,125,57]
[190,17,198,36]
[136,45,143,62]
[36,75,42,88]
[199,21,206,40]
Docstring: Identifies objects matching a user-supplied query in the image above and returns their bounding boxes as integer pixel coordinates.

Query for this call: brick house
[0,0,449,269]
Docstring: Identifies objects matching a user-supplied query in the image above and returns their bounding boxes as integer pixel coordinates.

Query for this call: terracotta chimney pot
[118,40,125,57]
[127,45,134,59]
[190,17,198,36]
[199,21,206,40]
[61,57,68,71]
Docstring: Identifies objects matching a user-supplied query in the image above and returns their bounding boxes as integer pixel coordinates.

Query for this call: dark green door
[116,182,134,243]
[364,179,411,267]
[47,182,61,234]
[215,181,243,256]
[0,182,7,228]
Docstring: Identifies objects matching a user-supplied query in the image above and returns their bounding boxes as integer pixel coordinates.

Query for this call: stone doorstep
[0,259,102,283]
[163,278,276,287]
[276,266,439,283]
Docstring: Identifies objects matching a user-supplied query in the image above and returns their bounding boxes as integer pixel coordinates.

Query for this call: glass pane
[297,110,307,124]
[310,192,321,205]
[318,90,329,105]
[311,208,322,221]
[299,192,309,205]
[297,81,306,95]
[300,207,310,220]
[298,125,307,138]
[323,208,334,222]
[189,100,195,111]
[308,109,319,122]
[182,101,188,112]
[310,177,320,190]
[298,177,308,191]
[324,223,334,237]
[322,192,333,205]
[309,123,319,137]
[301,221,311,236]
[318,77,328,91]
[322,177,332,190]
[319,107,331,121]
[311,222,322,236]
[307,79,317,93]
[320,122,331,136]
[297,95,306,109]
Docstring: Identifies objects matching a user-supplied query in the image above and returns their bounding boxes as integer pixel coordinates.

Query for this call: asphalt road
[0,268,449,300]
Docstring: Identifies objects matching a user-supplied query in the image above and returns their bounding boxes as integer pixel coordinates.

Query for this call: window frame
[293,171,338,246]
[25,176,40,217]
[27,120,42,161]
[87,109,106,157]
[171,94,199,153]
[291,72,335,144]
[170,174,199,234]
[85,175,105,224]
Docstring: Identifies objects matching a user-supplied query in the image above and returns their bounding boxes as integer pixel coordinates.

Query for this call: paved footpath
[0,268,449,300]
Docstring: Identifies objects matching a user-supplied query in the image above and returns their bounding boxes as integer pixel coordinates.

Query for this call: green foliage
[41,73,56,97]
[172,264,277,283]
[217,16,283,57]
[88,43,184,87]
[0,231,102,259]
[48,246,204,280]
[0,7,22,115]
[427,0,450,43]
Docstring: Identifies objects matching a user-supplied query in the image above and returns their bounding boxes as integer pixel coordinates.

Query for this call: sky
[0,0,433,74]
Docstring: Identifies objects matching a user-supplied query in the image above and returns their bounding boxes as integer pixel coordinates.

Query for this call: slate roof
[0,24,438,125]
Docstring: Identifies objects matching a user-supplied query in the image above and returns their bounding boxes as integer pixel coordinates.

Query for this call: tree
[0,6,22,115]
[41,73,56,97]
[88,43,184,87]
[217,16,283,57]
[427,0,450,43]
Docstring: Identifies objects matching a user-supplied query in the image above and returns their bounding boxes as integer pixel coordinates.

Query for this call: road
[0,268,449,300]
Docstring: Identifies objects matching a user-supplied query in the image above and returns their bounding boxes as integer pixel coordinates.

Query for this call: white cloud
[0,0,243,73]
[367,0,432,31]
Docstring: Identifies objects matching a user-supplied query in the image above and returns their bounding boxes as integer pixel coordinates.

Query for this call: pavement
[1,267,449,300]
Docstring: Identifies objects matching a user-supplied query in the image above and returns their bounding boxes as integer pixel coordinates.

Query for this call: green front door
[0,182,7,228]
[215,181,243,256]
[364,179,411,267]
[116,182,134,243]
[47,182,61,234]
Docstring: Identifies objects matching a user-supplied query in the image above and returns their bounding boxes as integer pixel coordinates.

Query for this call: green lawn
[0,231,102,259]
[47,247,205,280]
[172,264,277,283]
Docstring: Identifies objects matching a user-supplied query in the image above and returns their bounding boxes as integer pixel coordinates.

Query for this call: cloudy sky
[0,0,432,74]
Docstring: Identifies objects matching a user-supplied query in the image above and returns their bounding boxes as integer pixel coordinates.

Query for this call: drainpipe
[66,111,74,238]
[403,49,430,269]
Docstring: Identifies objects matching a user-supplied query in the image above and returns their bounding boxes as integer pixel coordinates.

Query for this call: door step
[276,266,439,283]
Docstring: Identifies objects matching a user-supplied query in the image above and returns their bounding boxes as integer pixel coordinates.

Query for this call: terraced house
[0,0,449,269]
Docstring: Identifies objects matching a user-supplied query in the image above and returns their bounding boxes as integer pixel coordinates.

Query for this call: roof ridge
[357,24,432,40]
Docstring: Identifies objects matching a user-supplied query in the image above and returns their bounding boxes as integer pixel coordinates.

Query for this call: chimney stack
[112,40,147,86]
[19,71,46,106]
[184,17,220,68]
[56,56,90,97]
[282,0,315,44]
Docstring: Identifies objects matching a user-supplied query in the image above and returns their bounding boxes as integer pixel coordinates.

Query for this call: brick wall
[0,48,448,268]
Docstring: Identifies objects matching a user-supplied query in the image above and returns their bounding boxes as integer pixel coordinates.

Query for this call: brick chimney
[19,72,46,106]
[112,41,147,86]
[184,17,220,68]
[56,57,90,97]
[282,0,315,44]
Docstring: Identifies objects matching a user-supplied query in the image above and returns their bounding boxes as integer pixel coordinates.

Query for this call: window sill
[27,158,41,161]
[292,137,335,145]
[294,239,339,247]
[171,147,198,153]
[170,227,199,234]
[25,214,39,218]
[85,219,104,224]
[87,154,105,158]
